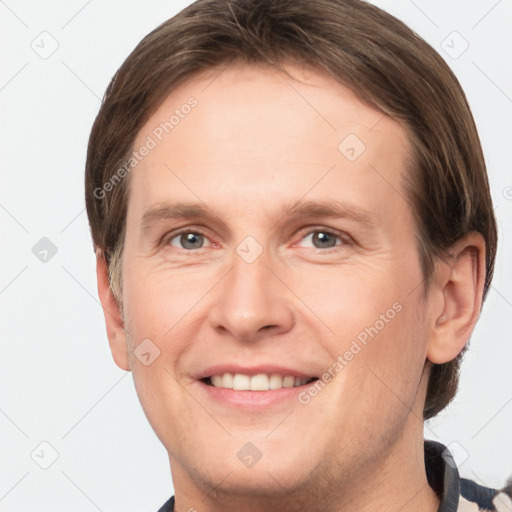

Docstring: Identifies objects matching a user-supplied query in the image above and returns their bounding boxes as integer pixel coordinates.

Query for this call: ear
[426,232,486,364]
[95,248,131,371]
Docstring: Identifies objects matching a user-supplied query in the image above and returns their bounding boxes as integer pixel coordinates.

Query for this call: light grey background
[1,1,511,510]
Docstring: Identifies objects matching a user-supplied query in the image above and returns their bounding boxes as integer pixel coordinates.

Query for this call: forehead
[128,61,412,224]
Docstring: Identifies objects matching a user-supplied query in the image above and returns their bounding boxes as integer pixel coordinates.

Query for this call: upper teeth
[209,373,313,391]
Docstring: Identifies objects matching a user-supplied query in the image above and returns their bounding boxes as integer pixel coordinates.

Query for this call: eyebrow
[283,199,377,227]
[141,202,220,234]
[140,199,378,234]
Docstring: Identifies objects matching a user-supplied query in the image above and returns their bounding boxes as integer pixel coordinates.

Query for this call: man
[85,1,503,511]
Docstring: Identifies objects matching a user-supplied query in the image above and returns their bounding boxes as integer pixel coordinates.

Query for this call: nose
[207,247,295,343]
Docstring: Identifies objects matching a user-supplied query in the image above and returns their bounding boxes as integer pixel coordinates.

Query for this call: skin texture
[96,62,486,512]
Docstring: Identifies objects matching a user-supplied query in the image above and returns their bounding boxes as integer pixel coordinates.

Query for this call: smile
[202,372,318,391]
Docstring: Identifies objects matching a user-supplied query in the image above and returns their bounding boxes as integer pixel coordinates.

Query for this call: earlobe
[95,248,131,371]
[426,232,486,365]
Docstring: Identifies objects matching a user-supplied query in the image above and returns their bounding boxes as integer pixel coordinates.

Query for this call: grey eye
[301,231,341,249]
[169,232,206,250]
[312,231,338,248]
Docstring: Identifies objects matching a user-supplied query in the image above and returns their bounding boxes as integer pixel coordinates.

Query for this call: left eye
[168,231,211,250]
[298,230,344,249]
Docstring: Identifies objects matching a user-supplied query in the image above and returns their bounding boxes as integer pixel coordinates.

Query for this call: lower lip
[196,380,313,409]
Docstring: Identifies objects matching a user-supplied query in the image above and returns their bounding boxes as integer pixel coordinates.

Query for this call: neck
[169,420,440,512]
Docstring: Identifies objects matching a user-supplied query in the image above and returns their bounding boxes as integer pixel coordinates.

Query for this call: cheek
[320,299,428,444]
[122,262,208,345]
[122,272,193,443]
[289,258,401,338]
[347,297,428,413]
[304,260,427,398]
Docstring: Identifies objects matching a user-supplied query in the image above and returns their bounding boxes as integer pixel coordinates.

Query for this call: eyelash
[162,226,352,252]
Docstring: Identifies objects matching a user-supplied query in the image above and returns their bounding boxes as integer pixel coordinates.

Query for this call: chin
[199,463,312,498]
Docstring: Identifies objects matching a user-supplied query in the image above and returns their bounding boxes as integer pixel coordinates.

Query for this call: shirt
[157,440,509,511]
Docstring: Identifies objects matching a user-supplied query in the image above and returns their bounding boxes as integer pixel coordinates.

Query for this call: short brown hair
[85,0,497,420]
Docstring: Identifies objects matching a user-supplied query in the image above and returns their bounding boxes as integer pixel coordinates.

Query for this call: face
[113,62,437,504]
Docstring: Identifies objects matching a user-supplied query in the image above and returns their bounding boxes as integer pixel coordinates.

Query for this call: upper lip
[194,364,318,381]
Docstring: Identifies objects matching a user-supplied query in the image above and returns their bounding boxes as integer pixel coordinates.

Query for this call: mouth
[201,373,319,391]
